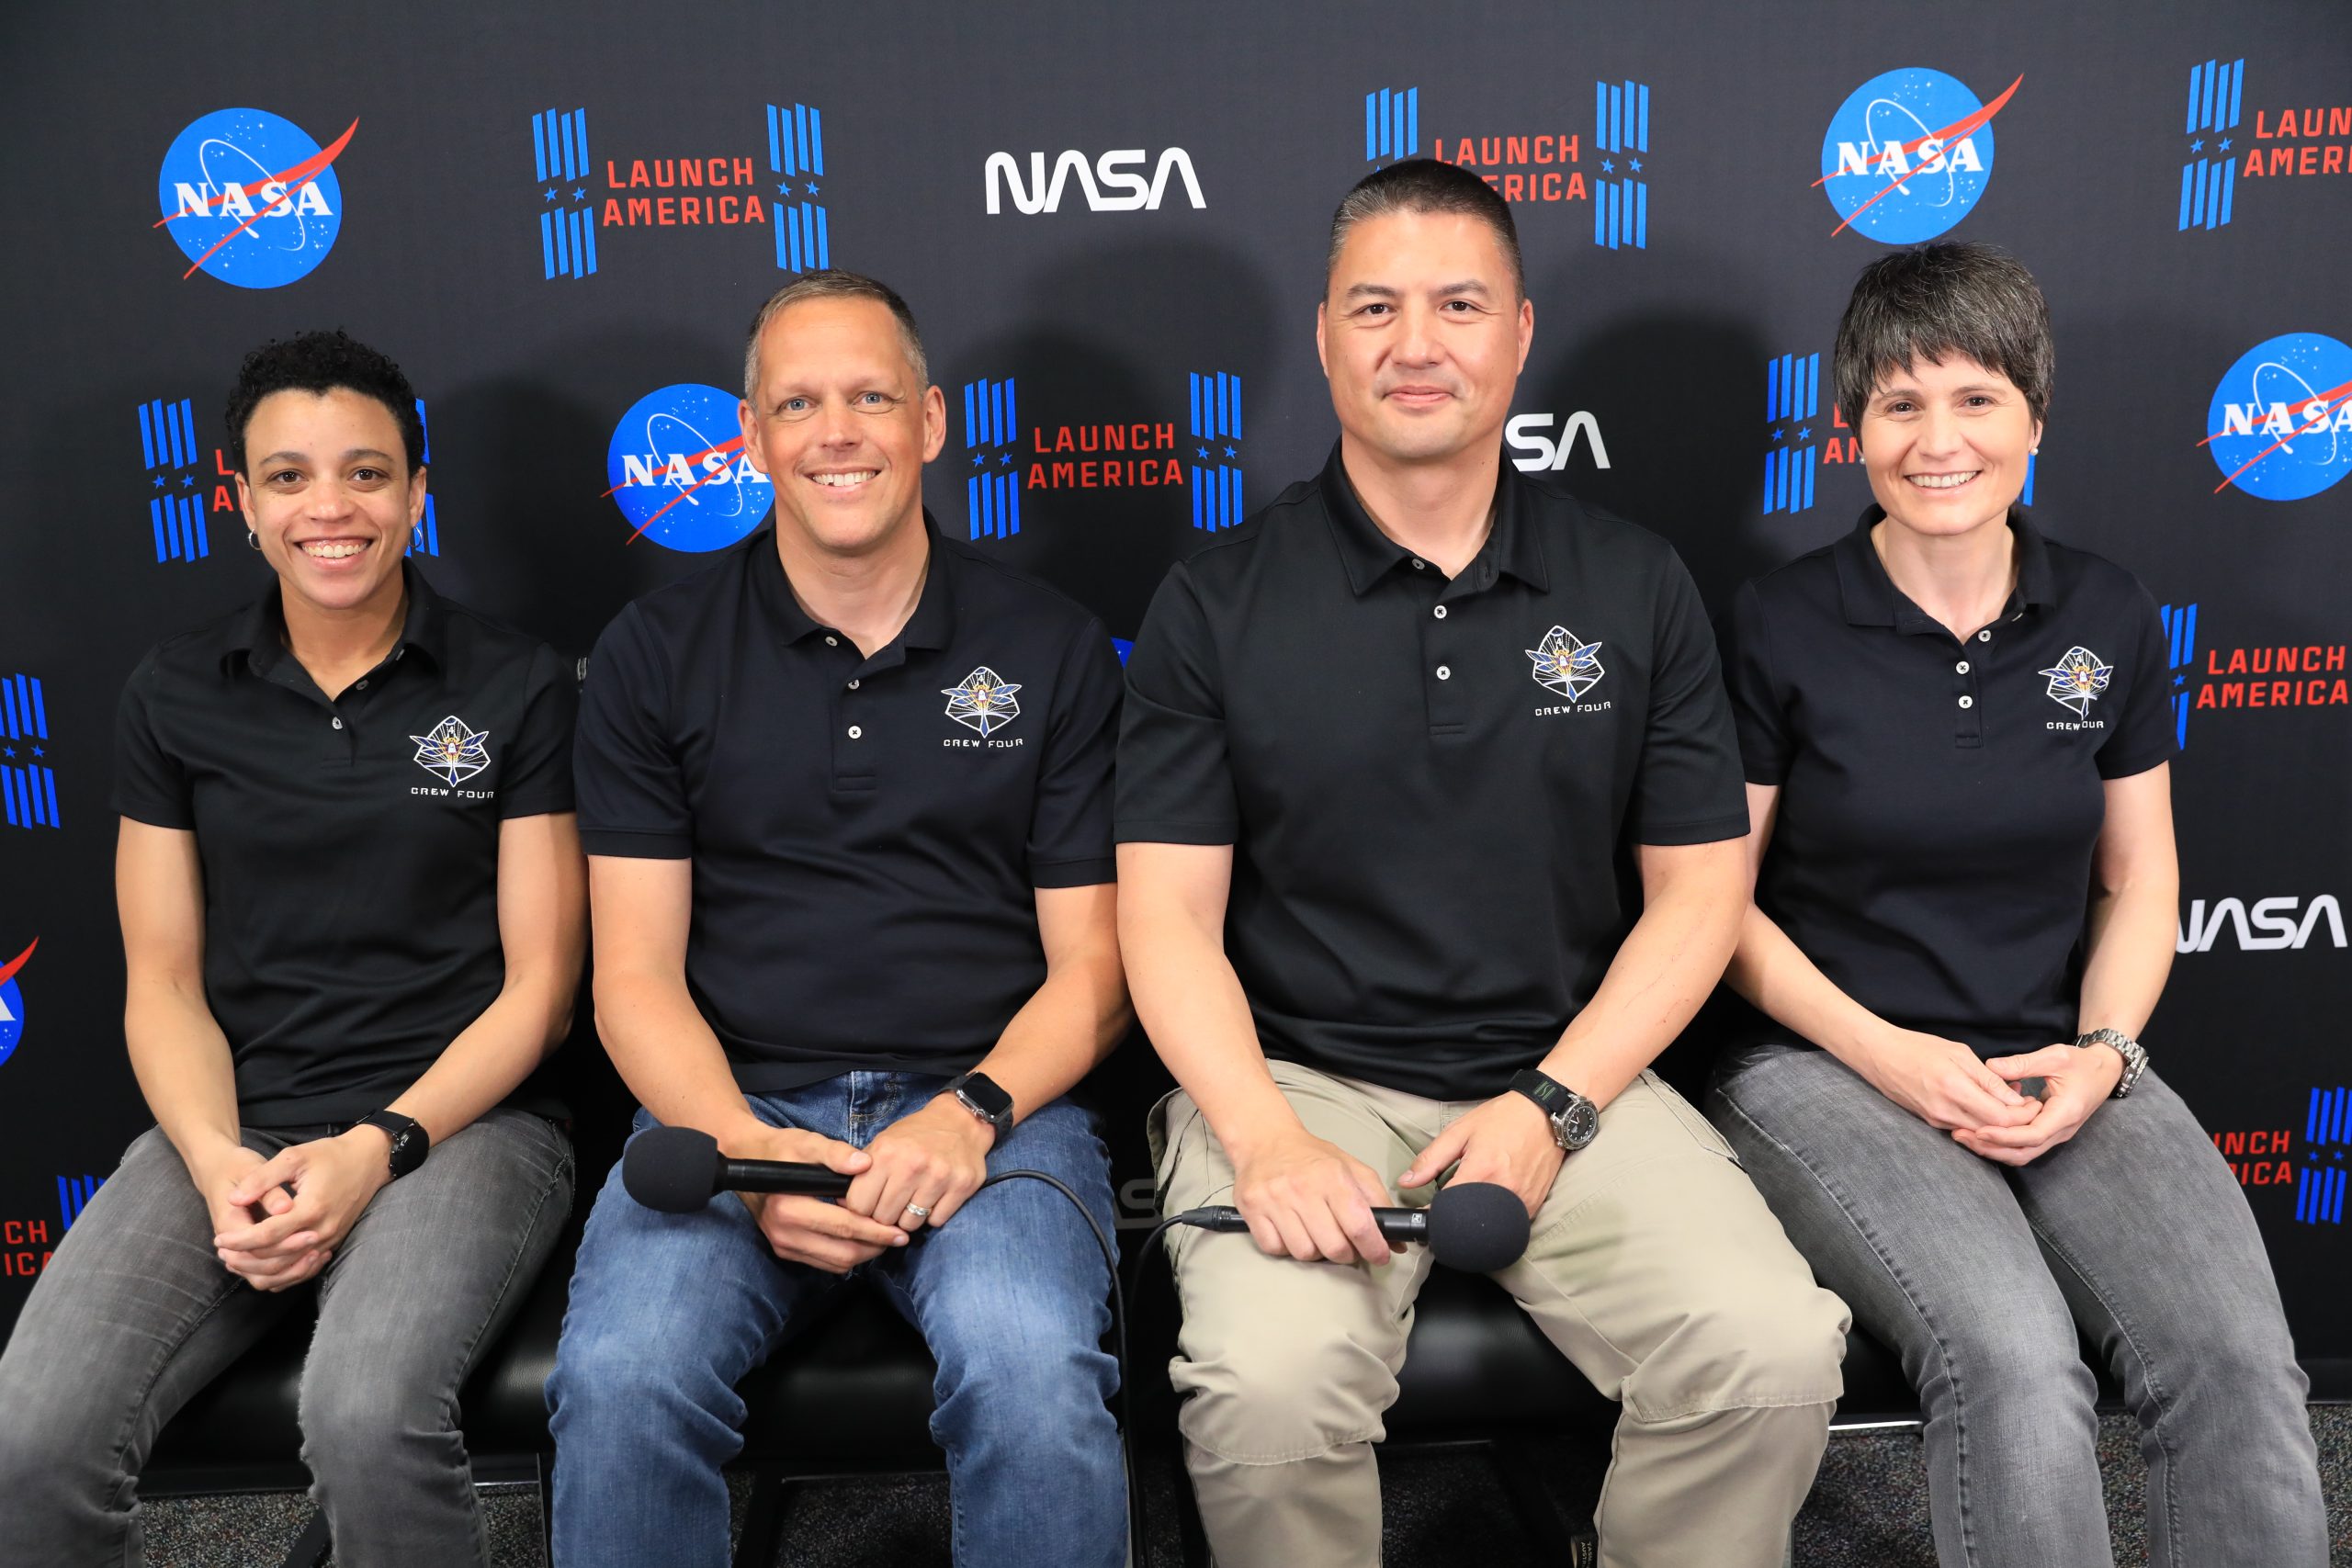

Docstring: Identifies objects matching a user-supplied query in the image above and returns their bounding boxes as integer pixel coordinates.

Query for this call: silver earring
[245,529,260,550]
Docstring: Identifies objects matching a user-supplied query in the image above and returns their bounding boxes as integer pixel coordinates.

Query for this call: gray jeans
[0,1108,572,1568]
[1708,1043,2325,1568]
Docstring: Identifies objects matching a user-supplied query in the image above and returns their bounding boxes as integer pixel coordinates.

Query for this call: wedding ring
[902,1203,933,1222]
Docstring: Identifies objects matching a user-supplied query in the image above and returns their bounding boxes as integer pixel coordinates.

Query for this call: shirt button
[356,679,368,690]
[1435,665,1452,681]
[847,725,863,739]
[824,635,839,647]
[1954,660,1970,674]
[1432,605,1448,620]
[1977,629,1992,642]
[847,678,861,690]
[1410,558,1427,570]
[332,716,344,729]
[1958,695,1974,710]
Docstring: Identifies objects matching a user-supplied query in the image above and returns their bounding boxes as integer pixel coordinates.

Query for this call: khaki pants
[1151,1059,1849,1568]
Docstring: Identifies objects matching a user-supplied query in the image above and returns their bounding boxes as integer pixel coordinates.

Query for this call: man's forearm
[594,967,762,1151]
[1122,900,1299,1156]
[1538,856,1744,1108]
[966,944,1130,1124]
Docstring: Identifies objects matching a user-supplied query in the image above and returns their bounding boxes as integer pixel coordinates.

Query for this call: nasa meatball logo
[1816,70,2018,242]
[0,938,37,1070]
[2204,333,2352,502]
[155,108,356,288]
[605,384,774,552]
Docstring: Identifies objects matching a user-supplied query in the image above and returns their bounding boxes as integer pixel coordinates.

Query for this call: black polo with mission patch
[111,563,579,1126]
[1718,506,2174,1058]
[572,521,1122,1093]
[1115,445,1748,1101]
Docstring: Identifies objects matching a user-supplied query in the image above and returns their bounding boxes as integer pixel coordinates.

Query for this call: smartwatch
[1508,1069,1600,1153]
[353,1110,430,1179]
[2074,1029,2150,1099]
[944,1071,1015,1148]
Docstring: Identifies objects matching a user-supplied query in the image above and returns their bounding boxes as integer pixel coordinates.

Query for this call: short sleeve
[2095,585,2177,780]
[1626,555,1750,846]
[1716,580,1793,785]
[1114,564,1238,845]
[497,644,579,819]
[1026,617,1122,888]
[574,607,691,858]
[111,653,193,829]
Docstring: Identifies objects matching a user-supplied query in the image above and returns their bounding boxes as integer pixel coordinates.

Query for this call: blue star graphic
[1,746,13,759]
[1772,429,1786,442]
[972,453,987,467]
[29,747,41,759]
[1000,453,1013,466]
[1797,426,1811,440]
[2190,138,2204,153]
[1223,445,1238,458]
[1600,157,1614,173]
[777,182,791,196]
[1629,157,1643,173]
[572,186,586,200]
[2219,137,2233,151]
[545,187,558,201]
[1196,446,1211,460]
[181,475,194,487]
[806,183,820,196]
[152,476,165,489]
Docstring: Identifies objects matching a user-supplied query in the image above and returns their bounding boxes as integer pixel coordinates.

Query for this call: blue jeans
[1709,1043,2326,1568]
[546,1074,1124,1568]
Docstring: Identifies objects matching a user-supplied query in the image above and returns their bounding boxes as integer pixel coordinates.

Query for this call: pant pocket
[1642,1069,1745,1167]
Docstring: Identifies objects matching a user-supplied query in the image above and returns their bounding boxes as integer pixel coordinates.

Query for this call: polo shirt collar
[746,512,959,653]
[222,559,448,676]
[1316,443,1550,596]
[1832,504,2055,633]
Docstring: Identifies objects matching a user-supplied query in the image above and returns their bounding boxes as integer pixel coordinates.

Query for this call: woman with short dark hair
[0,332,584,1567]
[1707,244,2325,1566]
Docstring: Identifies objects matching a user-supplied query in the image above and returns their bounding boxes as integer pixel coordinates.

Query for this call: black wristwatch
[353,1110,430,1179]
[944,1071,1014,1148]
[1509,1069,1600,1153]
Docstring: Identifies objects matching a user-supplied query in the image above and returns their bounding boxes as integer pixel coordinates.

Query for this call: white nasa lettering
[984,149,1207,214]
[1833,136,1985,181]
[172,180,334,220]
[2218,401,2352,438]
[1505,412,1612,472]
[2177,894,2347,953]
[620,452,763,489]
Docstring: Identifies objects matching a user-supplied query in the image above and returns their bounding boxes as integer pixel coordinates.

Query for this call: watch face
[1556,1099,1600,1150]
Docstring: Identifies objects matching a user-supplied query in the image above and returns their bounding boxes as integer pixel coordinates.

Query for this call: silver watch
[2074,1028,2148,1098]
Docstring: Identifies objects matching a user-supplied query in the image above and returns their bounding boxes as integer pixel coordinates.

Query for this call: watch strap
[2074,1029,2149,1099]
[354,1110,429,1179]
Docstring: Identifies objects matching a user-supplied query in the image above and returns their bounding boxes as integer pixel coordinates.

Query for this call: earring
[245,529,260,550]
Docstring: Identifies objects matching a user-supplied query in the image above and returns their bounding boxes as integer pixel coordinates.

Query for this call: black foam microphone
[623,1125,854,1213]
[1169,1180,1530,1271]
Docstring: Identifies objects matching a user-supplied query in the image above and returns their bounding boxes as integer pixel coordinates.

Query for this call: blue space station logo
[604,384,773,553]
[528,101,835,281]
[2298,1087,2348,1225]
[1590,78,1652,252]
[1,674,58,833]
[1762,352,1826,514]
[135,396,439,561]
[1816,70,2018,242]
[952,371,1236,540]
[0,938,34,1069]
[156,109,355,288]
[58,1174,103,1231]
[2179,61,2352,231]
[2204,333,2352,501]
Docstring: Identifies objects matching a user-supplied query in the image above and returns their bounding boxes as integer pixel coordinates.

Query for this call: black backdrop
[4,0,2346,1370]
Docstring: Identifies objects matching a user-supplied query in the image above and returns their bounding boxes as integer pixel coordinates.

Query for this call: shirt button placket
[1955,639,1984,747]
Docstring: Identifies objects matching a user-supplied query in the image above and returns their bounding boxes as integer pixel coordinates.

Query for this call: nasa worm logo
[2204,333,2352,502]
[604,384,775,552]
[1816,69,2017,243]
[155,108,355,288]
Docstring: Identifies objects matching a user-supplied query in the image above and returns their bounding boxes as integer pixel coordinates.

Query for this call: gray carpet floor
[141,1407,2352,1565]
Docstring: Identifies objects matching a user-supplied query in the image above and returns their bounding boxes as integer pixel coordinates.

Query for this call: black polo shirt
[112,565,578,1126]
[1720,507,2173,1057]
[573,521,1121,1093]
[1116,446,1747,1100]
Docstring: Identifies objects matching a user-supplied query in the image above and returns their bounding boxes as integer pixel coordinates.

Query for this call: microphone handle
[1175,1205,1431,1242]
[717,1157,856,1199]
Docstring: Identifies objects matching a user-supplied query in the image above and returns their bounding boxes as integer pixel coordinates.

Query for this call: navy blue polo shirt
[1116,446,1747,1100]
[573,521,1122,1093]
[1719,507,2174,1057]
[112,565,578,1125]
